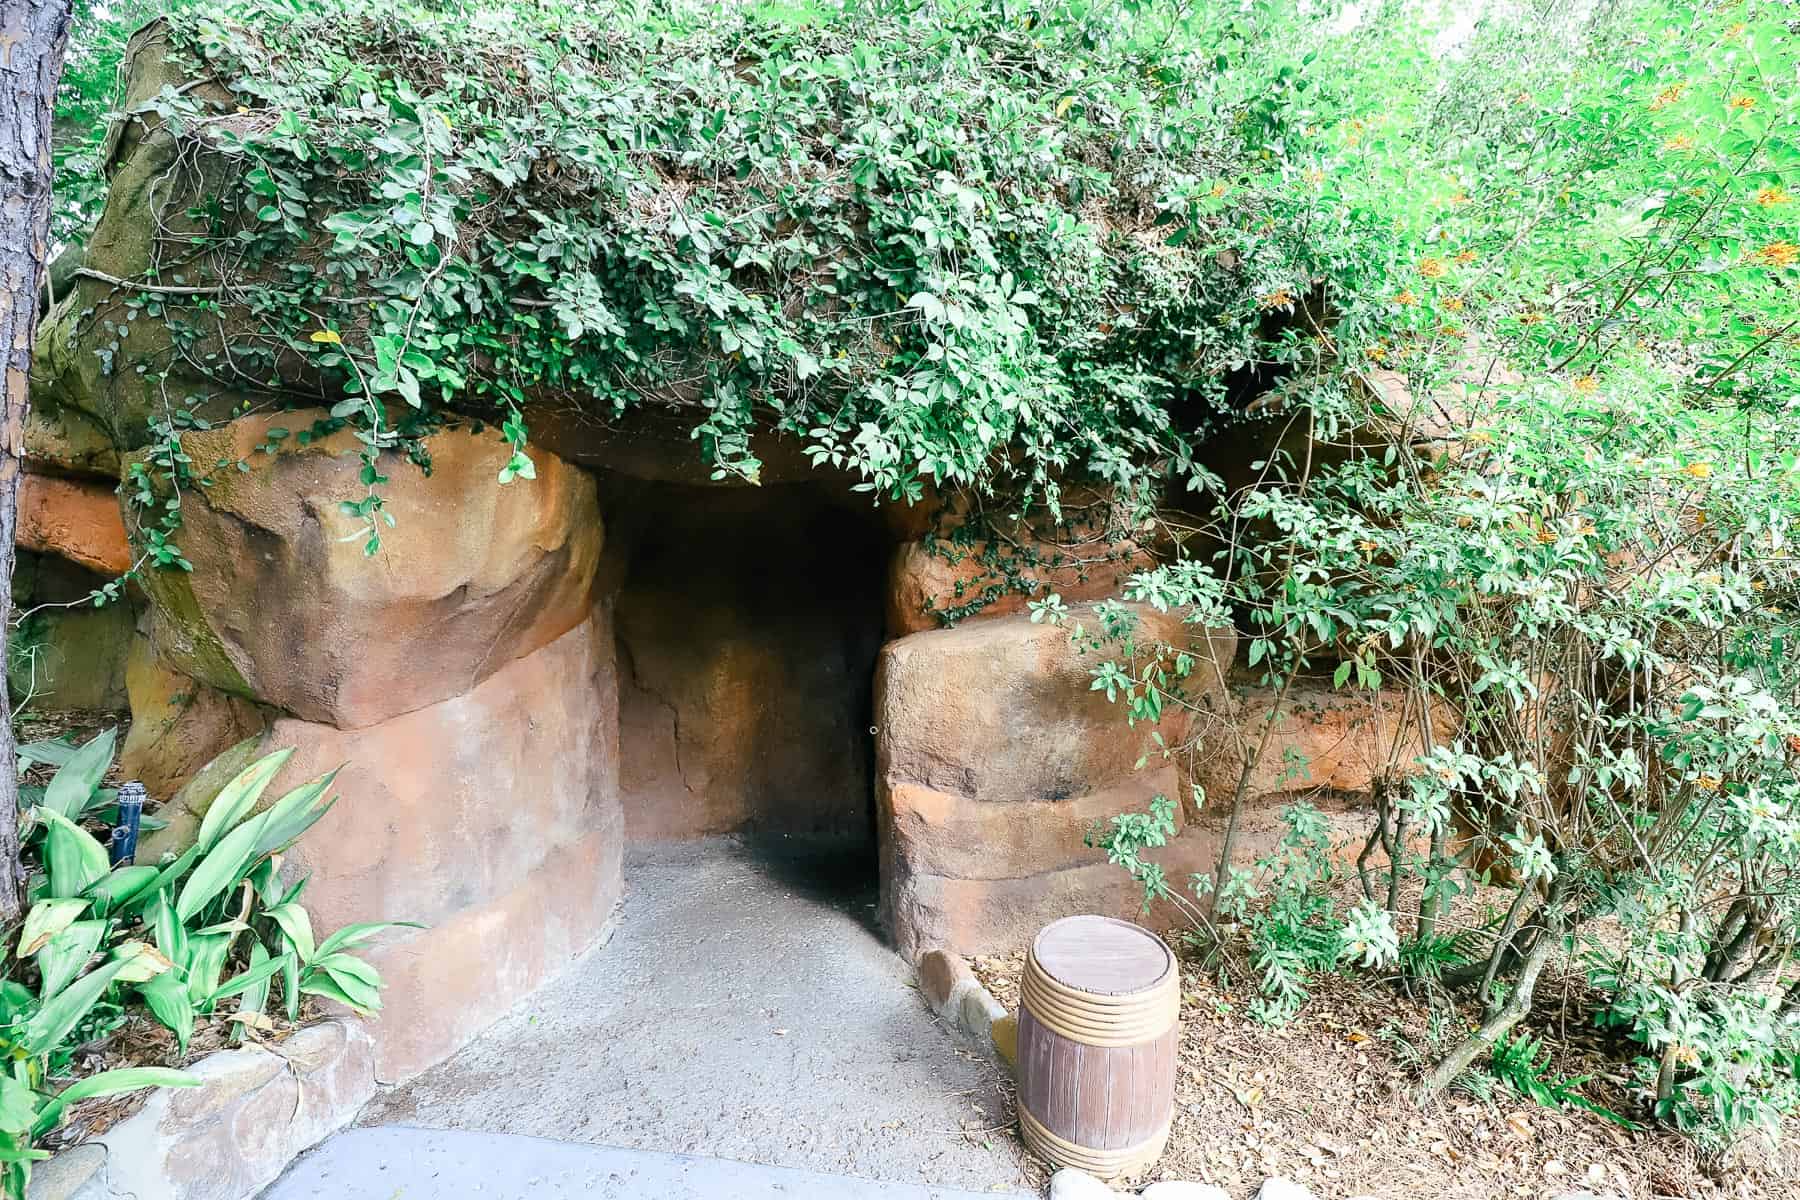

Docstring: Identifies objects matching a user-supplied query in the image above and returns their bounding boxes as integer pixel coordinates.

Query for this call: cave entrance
[603,477,890,900]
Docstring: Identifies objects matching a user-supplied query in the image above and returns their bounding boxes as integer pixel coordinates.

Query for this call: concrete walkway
[348,840,1030,1192]
[262,1127,1033,1199]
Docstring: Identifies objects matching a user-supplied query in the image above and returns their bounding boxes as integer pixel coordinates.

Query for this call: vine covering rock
[38,0,1315,539]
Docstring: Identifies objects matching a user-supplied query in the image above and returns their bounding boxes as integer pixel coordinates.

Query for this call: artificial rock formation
[112,413,620,1081]
[118,633,266,803]
[16,11,1398,1092]
[126,411,602,729]
[875,605,1234,959]
[16,470,131,576]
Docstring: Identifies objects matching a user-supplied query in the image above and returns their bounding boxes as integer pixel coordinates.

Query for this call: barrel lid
[1031,915,1173,997]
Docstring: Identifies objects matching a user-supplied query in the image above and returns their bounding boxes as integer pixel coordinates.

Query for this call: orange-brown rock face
[125,412,603,729]
[1187,678,1451,811]
[17,471,132,577]
[875,605,1234,959]
[148,614,622,1082]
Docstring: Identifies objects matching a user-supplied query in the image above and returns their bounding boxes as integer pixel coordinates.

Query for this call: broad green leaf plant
[1,747,411,1198]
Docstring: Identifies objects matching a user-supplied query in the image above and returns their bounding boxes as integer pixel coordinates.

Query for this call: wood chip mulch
[972,945,1800,1199]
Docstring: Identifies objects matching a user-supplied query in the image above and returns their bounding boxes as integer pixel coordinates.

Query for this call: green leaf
[39,810,110,898]
[24,959,126,1056]
[300,972,379,1014]
[17,898,90,957]
[150,890,187,966]
[195,750,292,853]
[82,865,161,918]
[176,812,272,923]
[231,942,275,1045]
[209,947,293,1004]
[281,948,300,1022]
[137,973,195,1052]
[252,769,339,858]
[42,728,116,820]
[267,903,315,962]
[36,921,106,999]
[31,1068,198,1140]
[313,921,420,961]
[0,1077,38,1137]
[183,933,233,1008]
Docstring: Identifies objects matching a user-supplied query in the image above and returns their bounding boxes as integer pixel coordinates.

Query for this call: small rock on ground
[1048,1169,1119,1199]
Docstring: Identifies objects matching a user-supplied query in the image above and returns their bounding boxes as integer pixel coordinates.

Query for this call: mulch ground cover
[972,942,1800,1199]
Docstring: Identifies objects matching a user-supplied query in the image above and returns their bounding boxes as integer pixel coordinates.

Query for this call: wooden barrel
[1015,915,1179,1180]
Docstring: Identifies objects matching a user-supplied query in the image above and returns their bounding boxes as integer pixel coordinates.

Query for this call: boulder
[30,22,251,451]
[126,410,603,729]
[90,1019,374,1200]
[120,634,266,805]
[16,471,131,577]
[140,618,623,1081]
[875,605,1232,958]
[1049,1169,1121,1200]
[148,616,616,934]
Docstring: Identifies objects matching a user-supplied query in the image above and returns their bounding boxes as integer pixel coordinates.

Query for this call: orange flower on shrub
[1572,375,1598,394]
[1649,82,1687,111]
[1517,309,1545,326]
[1730,95,1757,111]
[1683,462,1713,479]
[1664,133,1695,151]
[1750,242,1799,268]
[1257,289,1294,311]
[1454,249,1478,264]
[1393,289,1418,306]
[1418,257,1447,279]
[1755,186,1791,207]
[1442,296,1465,312]
[1364,345,1388,363]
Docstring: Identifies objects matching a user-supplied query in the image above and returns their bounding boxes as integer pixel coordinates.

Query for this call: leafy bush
[1,744,410,1198]
[1049,0,1800,1150]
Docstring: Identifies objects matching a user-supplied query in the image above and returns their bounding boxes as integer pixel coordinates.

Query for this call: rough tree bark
[0,0,76,924]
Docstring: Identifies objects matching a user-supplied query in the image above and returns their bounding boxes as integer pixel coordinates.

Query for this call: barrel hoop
[1018,1103,1170,1180]
[1021,945,1180,1047]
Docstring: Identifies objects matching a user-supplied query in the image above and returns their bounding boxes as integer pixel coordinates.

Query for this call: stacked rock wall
[8,410,137,714]
[874,606,1236,960]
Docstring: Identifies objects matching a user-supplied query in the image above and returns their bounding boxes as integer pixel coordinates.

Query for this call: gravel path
[355,839,1029,1192]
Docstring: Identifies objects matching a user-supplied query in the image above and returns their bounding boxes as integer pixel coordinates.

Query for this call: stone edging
[29,1019,375,1200]
[915,948,1016,1063]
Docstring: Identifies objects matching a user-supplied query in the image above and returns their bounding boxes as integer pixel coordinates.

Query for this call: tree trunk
[0,0,76,925]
